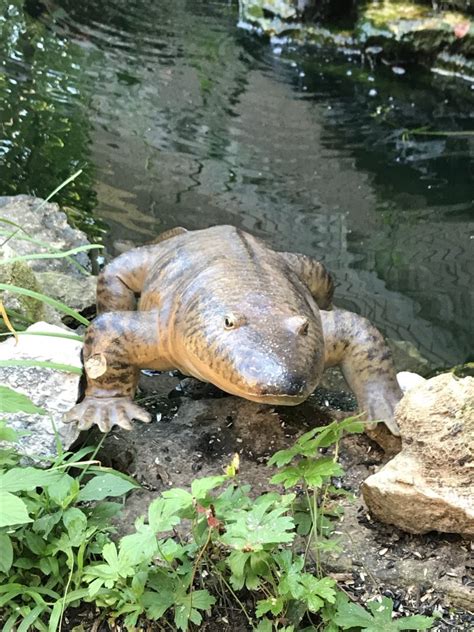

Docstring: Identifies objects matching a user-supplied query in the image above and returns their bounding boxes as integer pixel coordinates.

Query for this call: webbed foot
[63,396,151,432]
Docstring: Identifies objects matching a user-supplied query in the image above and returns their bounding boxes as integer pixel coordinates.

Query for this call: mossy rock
[238,0,474,77]
[356,1,474,57]
[0,255,45,330]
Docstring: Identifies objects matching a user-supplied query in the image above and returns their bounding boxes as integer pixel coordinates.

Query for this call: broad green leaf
[25,531,46,555]
[268,417,364,467]
[396,614,436,630]
[255,620,273,632]
[191,475,226,499]
[222,494,295,550]
[156,538,185,564]
[185,589,215,610]
[131,571,148,598]
[334,597,380,628]
[301,575,336,604]
[32,510,62,537]
[161,487,193,512]
[63,507,88,544]
[256,596,285,617]
[271,457,342,489]
[0,421,19,442]
[0,533,13,572]
[227,550,251,579]
[278,564,305,600]
[86,501,123,526]
[143,588,175,620]
[295,510,312,536]
[102,541,119,568]
[148,497,182,533]
[0,386,45,415]
[0,491,32,526]
[174,590,215,631]
[77,473,138,502]
[119,524,157,566]
[46,473,78,507]
[0,467,62,492]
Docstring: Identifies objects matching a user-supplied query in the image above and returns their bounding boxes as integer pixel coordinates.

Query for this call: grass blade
[0,284,90,326]
[17,605,45,632]
[0,331,84,342]
[0,243,103,265]
[0,229,92,276]
[0,360,82,375]
[34,169,83,214]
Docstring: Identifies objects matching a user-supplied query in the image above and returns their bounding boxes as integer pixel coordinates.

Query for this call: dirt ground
[69,365,474,631]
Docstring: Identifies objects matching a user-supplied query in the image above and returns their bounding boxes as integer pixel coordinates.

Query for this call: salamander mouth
[181,354,313,405]
[221,380,312,406]
[237,390,309,406]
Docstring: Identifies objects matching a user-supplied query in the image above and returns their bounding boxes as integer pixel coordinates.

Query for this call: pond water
[1,0,473,368]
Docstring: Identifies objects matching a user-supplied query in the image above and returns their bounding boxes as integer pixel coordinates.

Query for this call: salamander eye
[224,314,236,330]
[223,313,246,330]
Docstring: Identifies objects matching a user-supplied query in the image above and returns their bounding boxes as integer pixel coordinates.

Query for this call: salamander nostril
[298,320,309,336]
[287,315,310,336]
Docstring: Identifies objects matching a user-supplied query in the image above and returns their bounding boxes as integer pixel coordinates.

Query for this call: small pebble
[392,66,406,75]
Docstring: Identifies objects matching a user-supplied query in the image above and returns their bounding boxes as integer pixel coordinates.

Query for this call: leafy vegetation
[0,390,436,631]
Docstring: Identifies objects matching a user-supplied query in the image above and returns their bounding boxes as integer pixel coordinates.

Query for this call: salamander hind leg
[280,252,335,310]
[64,311,163,432]
[321,308,402,436]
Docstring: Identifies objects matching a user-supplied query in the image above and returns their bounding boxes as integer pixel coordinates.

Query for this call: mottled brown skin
[64,225,402,435]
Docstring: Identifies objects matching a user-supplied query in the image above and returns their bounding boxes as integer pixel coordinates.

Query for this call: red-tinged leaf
[454,21,470,38]
[207,515,221,529]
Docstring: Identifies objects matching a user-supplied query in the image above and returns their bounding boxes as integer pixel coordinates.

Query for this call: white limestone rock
[362,373,474,536]
[0,322,83,459]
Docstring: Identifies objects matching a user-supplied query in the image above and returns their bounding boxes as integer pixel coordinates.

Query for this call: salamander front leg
[64,311,162,432]
[321,308,402,436]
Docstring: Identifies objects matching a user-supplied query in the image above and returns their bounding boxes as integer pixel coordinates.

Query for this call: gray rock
[36,271,97,313]
[0,195,92,276]
[0,322,82,459]
[0,195,97,324]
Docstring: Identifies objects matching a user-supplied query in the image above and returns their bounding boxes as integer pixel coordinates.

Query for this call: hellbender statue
[64,226,402,434]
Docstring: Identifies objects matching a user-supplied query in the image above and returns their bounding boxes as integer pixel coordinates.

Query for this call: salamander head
[176,294,325,405]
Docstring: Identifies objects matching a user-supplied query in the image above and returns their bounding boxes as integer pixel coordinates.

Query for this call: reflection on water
[1,0,473,367]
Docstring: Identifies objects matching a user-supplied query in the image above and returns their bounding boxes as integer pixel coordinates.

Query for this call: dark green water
[1,0,473,367]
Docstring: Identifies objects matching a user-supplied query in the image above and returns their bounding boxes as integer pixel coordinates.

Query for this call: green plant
[333,594,436,631]
[79,417,435,631]
[0,396,436,631]
[0,389,138,631]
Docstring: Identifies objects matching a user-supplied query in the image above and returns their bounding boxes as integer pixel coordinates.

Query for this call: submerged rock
[238,0,474,79]
[362,372,474,536]
[0,322,82,459]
